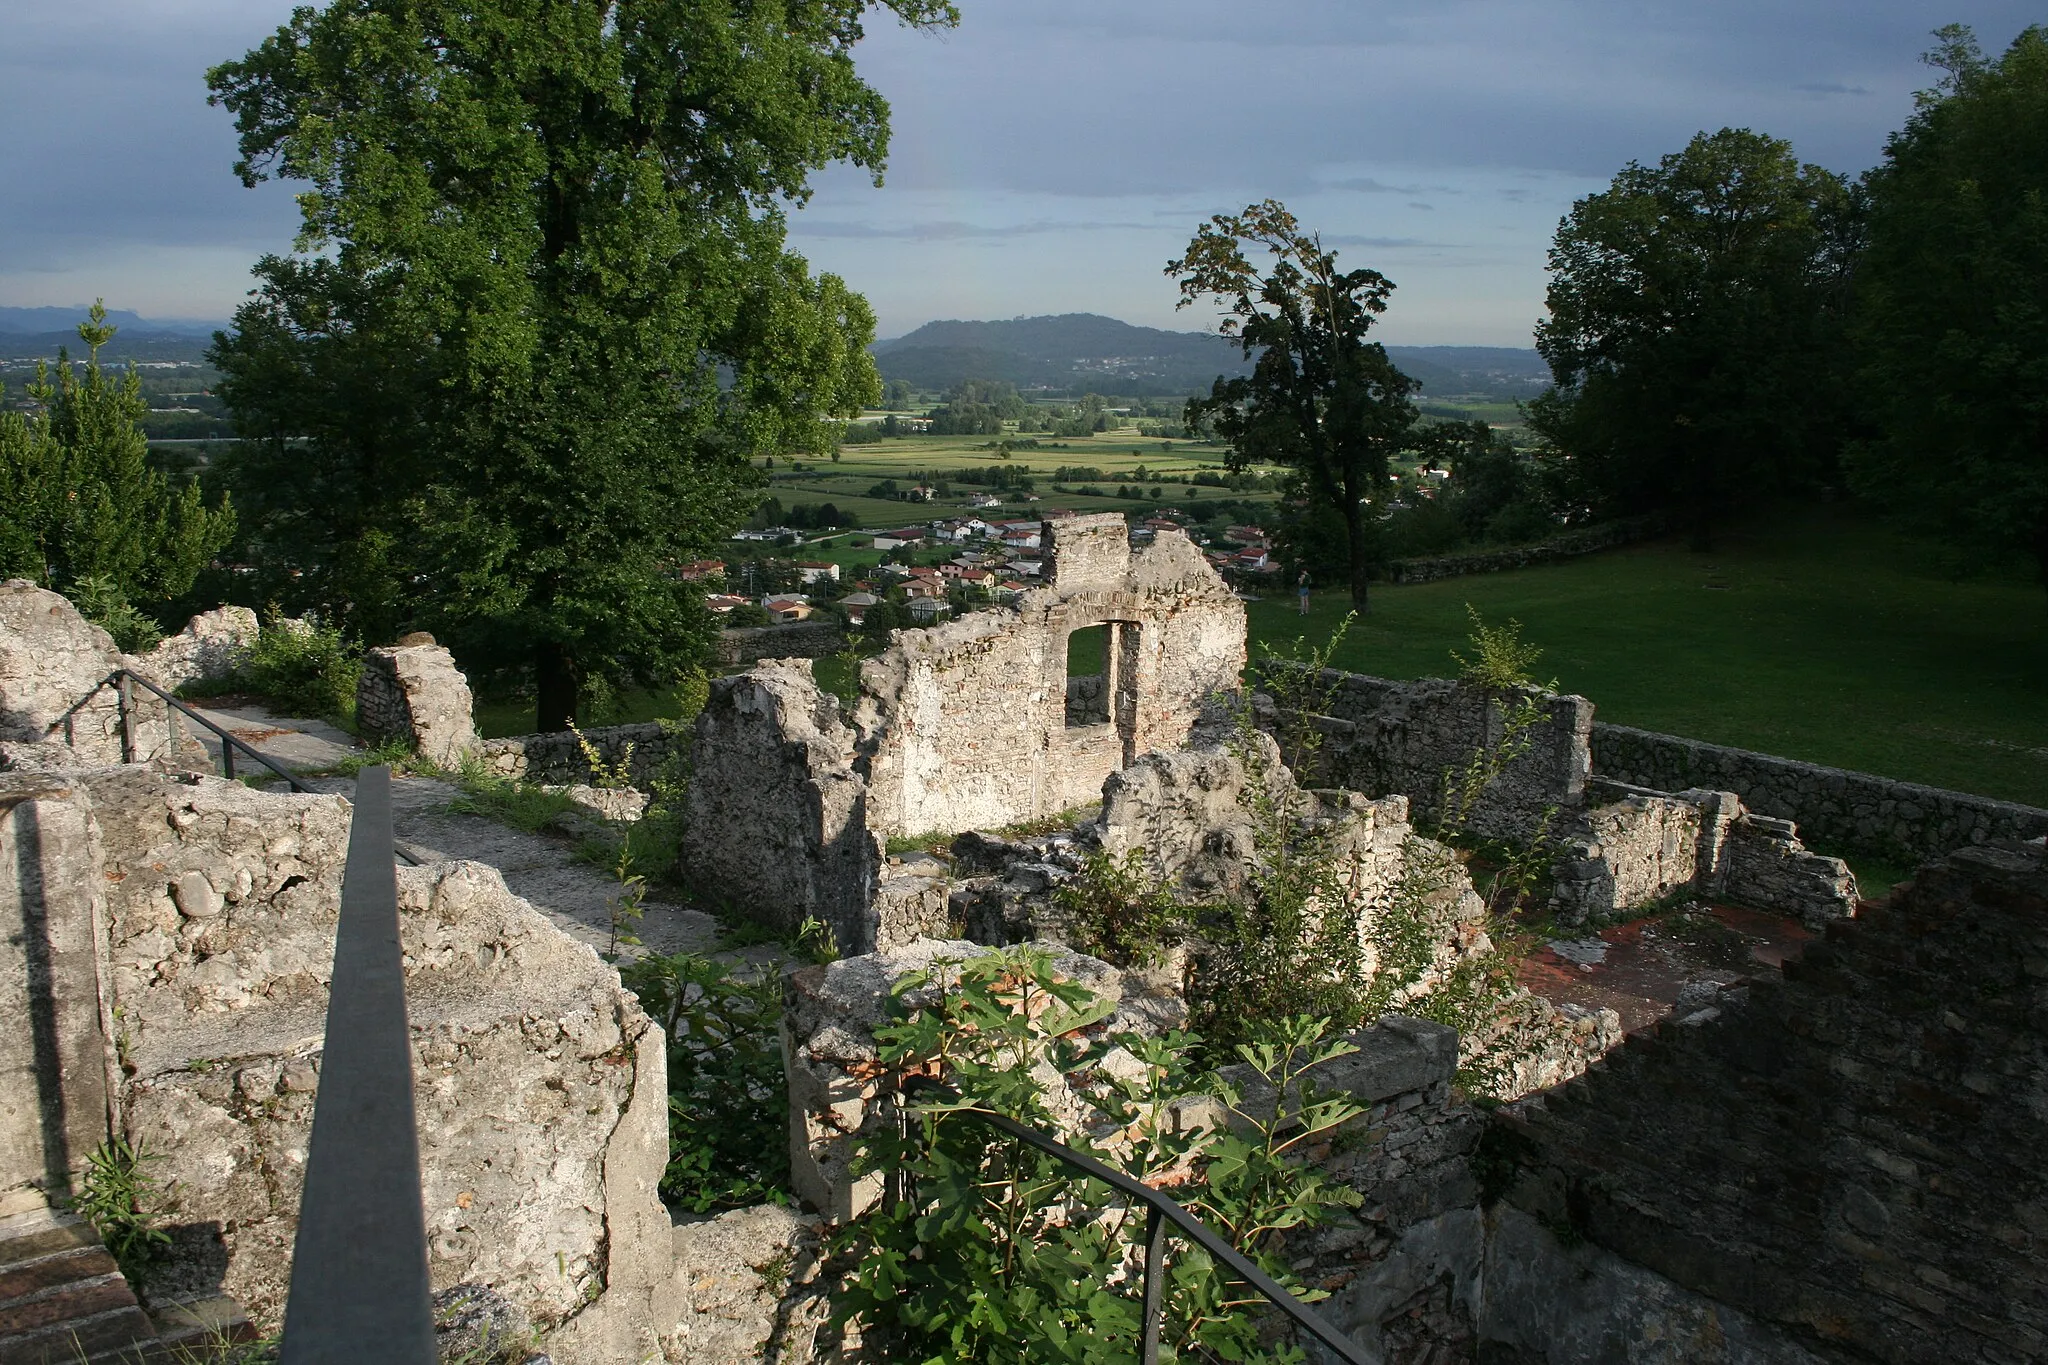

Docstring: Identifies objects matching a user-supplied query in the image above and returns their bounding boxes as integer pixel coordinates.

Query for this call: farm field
[761,431,1282,529]
[1245,506,2048,810]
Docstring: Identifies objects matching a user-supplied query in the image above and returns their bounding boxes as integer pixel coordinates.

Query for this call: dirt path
[195,700,723,959]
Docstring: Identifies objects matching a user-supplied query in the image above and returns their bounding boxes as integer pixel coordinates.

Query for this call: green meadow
[1247,506,2048,809]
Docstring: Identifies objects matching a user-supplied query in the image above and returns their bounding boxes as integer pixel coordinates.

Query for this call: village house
[870,529,925,551]
[762,592,812,622]
[839,590,881,624]
[676,559,726,581]
[794,561,841,585]
[704,592,750,614]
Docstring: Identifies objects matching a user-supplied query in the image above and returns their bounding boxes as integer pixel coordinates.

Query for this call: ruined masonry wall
[355,642,480,769]
[1490,838,2048,1364]
[480,720,684,791]
[1266,669,1591,842]
[857,518,1245,838]
[39,768,674,1363]
[682,662,879,952]
[1593,721,2048,861]
[0,580,177,770]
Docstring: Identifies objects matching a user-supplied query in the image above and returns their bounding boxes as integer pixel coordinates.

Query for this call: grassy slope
[1247,506,2048,808]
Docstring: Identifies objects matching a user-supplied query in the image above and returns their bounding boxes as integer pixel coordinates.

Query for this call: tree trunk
[1342,497,1371,612]
[536,641,579,734]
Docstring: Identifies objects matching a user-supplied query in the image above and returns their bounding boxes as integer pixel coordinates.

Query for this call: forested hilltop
[871,312,1545,399]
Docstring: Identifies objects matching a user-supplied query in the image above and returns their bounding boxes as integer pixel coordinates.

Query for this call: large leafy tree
[1849,25,2048,596]
[207,0,952,730]
[1528,129,1857,547]
[1170,200,1425,609]
[0,302,236,610]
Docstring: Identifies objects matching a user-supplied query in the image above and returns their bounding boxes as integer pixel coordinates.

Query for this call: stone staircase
[0,1196,254,1365]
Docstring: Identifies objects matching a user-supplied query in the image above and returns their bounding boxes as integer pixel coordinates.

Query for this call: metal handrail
[279,766,436,1364]
[109,668,421,864]
[108,668,315,792]
[899,1075,1370,1365]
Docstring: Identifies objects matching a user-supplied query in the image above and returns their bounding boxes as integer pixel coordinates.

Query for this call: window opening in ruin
[1064,621,1141,737]
[1065,624,1111,727]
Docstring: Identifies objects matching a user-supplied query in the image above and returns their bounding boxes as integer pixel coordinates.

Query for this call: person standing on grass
[1298,570,1312,615]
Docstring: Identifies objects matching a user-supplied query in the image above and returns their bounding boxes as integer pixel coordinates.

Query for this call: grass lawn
[1246,506,2048,809]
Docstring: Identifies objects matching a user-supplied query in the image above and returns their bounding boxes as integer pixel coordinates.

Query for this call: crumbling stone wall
[682,661,880,952]
[780,937,1186,1223]
[1594,720,2048,860]
[1485,837,2048,1363]
[1264,670,1592,842]
[0,580,176,770]
[857,515,1245,837]
[480,720,684,791]
[133,605,260,693]
[355,641,479,769]
[714,620,847,668]
[1386,515,1667,585]
[683,516,1245,950]
[1550,785,1858,927]
[13,767,677,1363]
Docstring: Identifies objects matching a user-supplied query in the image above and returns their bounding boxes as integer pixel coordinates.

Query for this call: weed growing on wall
[619,952,790,1213]
[73,1136,173,1285]
[1449,605,1553,693]
[568,720,636,790]
[835,946,1361,1363]
[1052,848,1183,968]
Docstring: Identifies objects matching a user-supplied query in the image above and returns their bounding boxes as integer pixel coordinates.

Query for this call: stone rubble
[133,605,260,693]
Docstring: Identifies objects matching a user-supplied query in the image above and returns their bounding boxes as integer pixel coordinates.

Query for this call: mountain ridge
[870,313,1545,398]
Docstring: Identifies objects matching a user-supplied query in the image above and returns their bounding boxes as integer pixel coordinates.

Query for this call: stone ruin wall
[1266,668,1859,926]
[857,514,1246,838]
[354,641,481,770]
[682,514,1247,948]
[1,765,679,1363]
[1268,668,1593,843]
[682,662,881,955]
[1595,720,2048,861]
[1485,836,2048,1363]
[0,579,181,772]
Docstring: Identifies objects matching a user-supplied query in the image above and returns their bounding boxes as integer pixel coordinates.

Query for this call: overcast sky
[1,1,2038,346]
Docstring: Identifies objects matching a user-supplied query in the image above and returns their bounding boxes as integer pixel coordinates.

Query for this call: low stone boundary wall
[715,620,847,667]
[1592,722,2048,861]
[480,721,683,791]
[1387,516,1667,586]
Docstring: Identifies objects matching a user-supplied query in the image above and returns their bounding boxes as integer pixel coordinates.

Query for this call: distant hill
[870,313,1546,399]
[0,307,225,336]
[0,308,228,366]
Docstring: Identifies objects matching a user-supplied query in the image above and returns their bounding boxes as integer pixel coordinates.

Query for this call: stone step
[0,1206,252,1365]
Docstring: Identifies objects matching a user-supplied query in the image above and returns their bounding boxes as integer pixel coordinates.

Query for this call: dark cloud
[1795,81,1875,96]
[791,219,1155,240]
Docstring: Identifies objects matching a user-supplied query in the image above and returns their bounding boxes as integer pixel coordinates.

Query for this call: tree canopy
[1528,128,1856,547]
[0,302,236,615]
[1169,200,1424,608]
[206,0,954,729]
[1847,24,2048,594]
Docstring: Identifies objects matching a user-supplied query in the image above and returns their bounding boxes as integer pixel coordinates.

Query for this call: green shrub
[619,952,788,1212]
[236,613,362,721]
[1053,848,1183,968]
[835,946,1362,1362]
[71,574,163,654]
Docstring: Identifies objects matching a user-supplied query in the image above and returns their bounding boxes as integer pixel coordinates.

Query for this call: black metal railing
[107,668,316,792]
[278,766,437,1364]
[899,1076,1370,1365]
[108,668,422,864]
